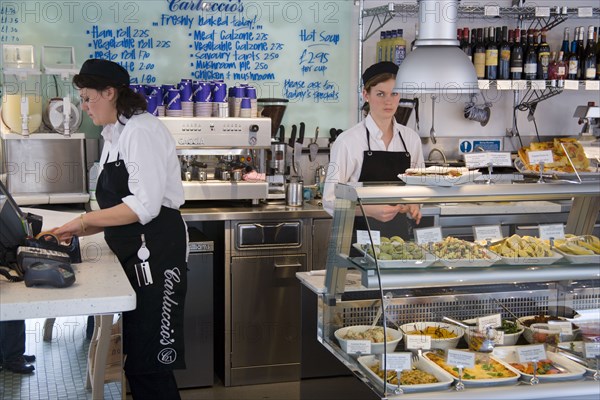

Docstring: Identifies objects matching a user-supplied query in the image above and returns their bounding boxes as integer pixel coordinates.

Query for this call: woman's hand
[51,216,85,243]
[362,204,422,224]
[405,204,422,225]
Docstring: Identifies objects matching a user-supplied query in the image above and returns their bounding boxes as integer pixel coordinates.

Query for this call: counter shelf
[317,181,600,399]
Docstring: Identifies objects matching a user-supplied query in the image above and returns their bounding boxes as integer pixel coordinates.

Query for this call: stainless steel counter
[181,202,329,221]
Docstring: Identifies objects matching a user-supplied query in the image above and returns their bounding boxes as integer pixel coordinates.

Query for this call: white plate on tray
[422,351,521,387]
[497,250,563,266]
[558,342,598,374]
[352,243,436,268]
[514,158,600,180]
[493,346,587,381]
[431,249,501,268]
[398,169,482,187]
[357,354,454,393]
[554,249,600,265]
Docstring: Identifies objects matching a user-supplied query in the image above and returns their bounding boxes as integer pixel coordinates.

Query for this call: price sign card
[564,80,580,90]
[356,230,380,245]
[414,227,443,245]
[478,314,502,331]
[488,152,513,167]
[584,342,600,358]
[578,7,593,17]
[473,225,503,243]
[464,153,490,168]
[548,320,573,335]
[484,5,500,16]
[512,80,527,91]
[517,344,546,363]
[585,81,600,91]
[531,80,547,90]
[538,224,565,241]
[380,352,412,371]
[496,80,512,90]
[447,349,475,369]
[346,340,371,355]
[406,334,432,350]
[478,80,491,90]
[535,7,550,17]
[527,150,554,165]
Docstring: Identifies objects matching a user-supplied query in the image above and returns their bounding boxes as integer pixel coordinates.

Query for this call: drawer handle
[273,262,301,269]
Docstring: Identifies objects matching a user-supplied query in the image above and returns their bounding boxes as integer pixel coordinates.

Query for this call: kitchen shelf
[477,80,600,91]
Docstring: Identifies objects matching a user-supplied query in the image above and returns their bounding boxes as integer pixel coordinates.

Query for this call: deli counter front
[299,180,600,399]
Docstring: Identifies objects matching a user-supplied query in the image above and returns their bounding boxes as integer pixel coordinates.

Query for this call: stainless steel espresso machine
[159,117,271,204]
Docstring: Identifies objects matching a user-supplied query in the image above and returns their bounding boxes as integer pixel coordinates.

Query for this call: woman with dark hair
[323,61,425,240]
[53,59,186,399]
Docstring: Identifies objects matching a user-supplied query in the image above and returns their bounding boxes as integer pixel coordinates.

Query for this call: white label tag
[548,320,573,335]
[346,340,372,354]
[538,224,565,241]
[585,81,600,91]
[473,225,503,243]
[464,153,490,168]
[531,80,547,90]
[478,314,502,331]
[478,80,491,90]
[517,344,547,363]
[381,352,412,371]
[564,80,580,90]
[496,80,512,90]
[489,152,513,167]
[406,334,432,350]
[447,349,475,369]
[578,7,593,17]
[357,230,380,245]
[535,6,550,17]
[484,5,500,16]
[493,331,505,345]
[584,342,600,358]
[527,150,554,165]
[414,227,443,245]
[512,80,527,91]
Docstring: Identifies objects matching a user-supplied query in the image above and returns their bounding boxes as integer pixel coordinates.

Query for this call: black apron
[355,127,413,240]
[96,151,187,374]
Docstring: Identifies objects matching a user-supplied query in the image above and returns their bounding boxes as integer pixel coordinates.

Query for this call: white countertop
[0,208,136,321]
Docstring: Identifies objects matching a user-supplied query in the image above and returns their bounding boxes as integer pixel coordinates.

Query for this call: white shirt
[98,112,184,225]
[322,114,425,216]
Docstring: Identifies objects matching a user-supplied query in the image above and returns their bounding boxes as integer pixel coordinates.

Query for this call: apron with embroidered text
[96,150,187,374]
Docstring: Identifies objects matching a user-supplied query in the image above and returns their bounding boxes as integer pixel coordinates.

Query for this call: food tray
[357,354,454,393]
[493,346,587,381]
[554,249,600,265]
[558,342,598,374]
[352,243,436,269]
[398,171,482,187]
[432,249,501,268]
[514,158,600,180]
[423,351,521,387]
[497,250,563,266]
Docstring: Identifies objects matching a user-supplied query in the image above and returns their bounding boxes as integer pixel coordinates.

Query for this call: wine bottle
[537,29,551,80]
[524,30,538,80]
[485,27,499,79]
[376,31,385,62]
[568,39,580,80]
[577,26,586,79]
[596,26,600,80]
[474,28,486,79]
[561,27,570,57]
[510,29,524,80]
[548,51,558,87]
[556,51,567,87]
[461,27,472,62]
[583,26,597,80]
[498,26,511,80]
[411,23,418,51]
[393,29,407,66]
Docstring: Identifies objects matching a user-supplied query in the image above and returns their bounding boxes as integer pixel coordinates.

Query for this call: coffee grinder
[258,98,289,199]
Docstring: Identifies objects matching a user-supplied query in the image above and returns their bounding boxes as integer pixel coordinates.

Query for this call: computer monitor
[0,180,30,250]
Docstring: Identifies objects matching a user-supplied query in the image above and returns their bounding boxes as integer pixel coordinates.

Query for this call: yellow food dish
[406,326,457,339]
[426,353,517,380]
[369,365,438,385]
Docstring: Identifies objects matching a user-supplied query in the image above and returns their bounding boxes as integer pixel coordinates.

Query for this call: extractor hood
[395,0,479,95]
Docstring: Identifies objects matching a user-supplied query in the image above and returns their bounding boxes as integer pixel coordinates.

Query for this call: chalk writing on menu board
[82,0,345,104]
[0,3,20,44]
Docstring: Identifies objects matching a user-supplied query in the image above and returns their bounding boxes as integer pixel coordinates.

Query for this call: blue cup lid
[240,97,251,108]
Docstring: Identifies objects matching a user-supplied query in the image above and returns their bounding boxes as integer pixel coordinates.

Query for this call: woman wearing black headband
[53,59,187,399]
[323,61,425,240]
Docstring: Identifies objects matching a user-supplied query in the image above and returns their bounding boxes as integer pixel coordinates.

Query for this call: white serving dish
[399,322,464,350]
[493,346,587,381]
[352,243,436,269]
[357,354,454,393]
[434,249,501,268]
[557,341,598,374]
[423,351,521,387]
[554,249,600,265]
[463,318,523,346]
[517,316,581,343]
[334,325,402,355]
[497,250,563,265]
[398,171,482,187]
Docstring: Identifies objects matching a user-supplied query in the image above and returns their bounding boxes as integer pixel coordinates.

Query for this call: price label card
[578,7,593,17]
[493,331,505,345]
[346,340,371,354]
[478,80,491,90]
[548,320,573,335]
[484,5,500,16]
[527,150,554,165]
[473,225,503,243]
[585,81,600,91]
[489,152,513,167]
[414,227,443,245]
[356,230,380,245]
[478,314,502,331]
[380,352,412,371]
[447,349,475,369]
[464,153,490,168]
[538,224,566,240]
[517,344,546,363]
[512,80,528,91]
[406,334,432,350]
[531,80,547,90]
[564,80,580,90]
[535,7,550,17]
[496,80,512,91]
[584,342,600,358]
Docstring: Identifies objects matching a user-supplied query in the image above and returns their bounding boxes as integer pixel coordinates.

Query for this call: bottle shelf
[477,79,600,91]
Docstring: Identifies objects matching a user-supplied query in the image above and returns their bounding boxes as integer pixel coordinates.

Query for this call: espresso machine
[258,98,289,199]
[159,117,271,204]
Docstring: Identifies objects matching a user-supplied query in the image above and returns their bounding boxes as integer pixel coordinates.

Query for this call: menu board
[0,0,354,136]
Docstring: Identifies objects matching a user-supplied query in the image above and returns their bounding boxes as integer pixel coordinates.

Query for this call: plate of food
[517,315,581,343]
[352,239,436,269]
[398,166,482,187]
[489,234,563,265]
[557,341,598,374]
[423,350,521,386]
[357,354,454,393]
[553,235,600,264]
[427,237,501,267]
[334,325,403,354]
[493,346,587,382]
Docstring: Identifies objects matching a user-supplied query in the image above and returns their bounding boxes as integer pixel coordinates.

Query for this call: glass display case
[318,181,600,399]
